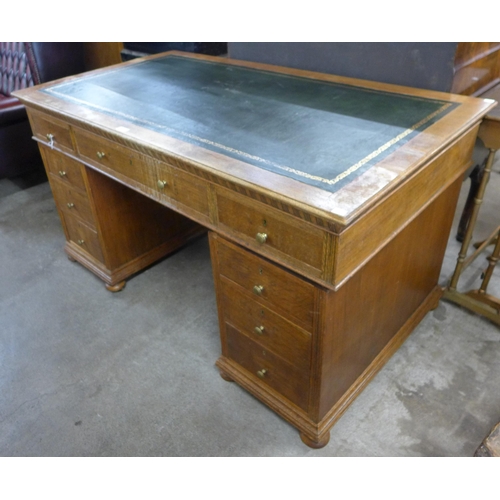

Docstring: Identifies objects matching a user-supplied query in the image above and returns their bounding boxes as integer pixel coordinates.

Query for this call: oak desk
[13,52,495,448]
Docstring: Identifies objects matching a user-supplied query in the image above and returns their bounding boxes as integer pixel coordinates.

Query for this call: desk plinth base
[64,225,206,291]
[299,431,331,449]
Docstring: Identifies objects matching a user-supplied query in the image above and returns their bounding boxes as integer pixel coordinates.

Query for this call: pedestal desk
[13,52,495,448]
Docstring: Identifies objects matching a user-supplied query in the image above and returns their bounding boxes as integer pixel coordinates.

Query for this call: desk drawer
[63,214,104,262]
[50,177,95,227]
[42,147,87,192]
[170,168,210,221]
[216,189,324,272]
[155,162,210,222]
[225,323,310,411]
[214,236,317,332]
[74,128,160,189]
[220,276,312,372]
[28,110,74,153]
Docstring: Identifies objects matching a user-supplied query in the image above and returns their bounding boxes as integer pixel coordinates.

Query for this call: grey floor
[1,157,500,457]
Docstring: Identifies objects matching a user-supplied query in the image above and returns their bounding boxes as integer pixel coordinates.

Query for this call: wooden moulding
[64,228,204,290]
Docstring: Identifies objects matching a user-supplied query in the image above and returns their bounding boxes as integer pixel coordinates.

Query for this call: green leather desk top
[42,55,457,195]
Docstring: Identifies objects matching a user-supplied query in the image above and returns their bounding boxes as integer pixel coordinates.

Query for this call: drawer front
[155,162,210,221]
[28,110,74,153]
[217,189,325,272]
[50,178,95,227]
[76,129,211,222]
[220,276,312,371]
[171,168,210,221]
[42,147,87,192]
[63,214,104,262]
[215,237,317,332]
[74,128,159,189]
[225,323,310,411]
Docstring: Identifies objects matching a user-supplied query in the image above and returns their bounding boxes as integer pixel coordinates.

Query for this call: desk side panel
[316,178,462,420]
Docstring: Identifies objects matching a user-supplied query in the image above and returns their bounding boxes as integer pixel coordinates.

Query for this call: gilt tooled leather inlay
[42,55,457,194]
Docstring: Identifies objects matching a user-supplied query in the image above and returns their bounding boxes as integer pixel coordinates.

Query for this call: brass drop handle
[253,285,264,296]
[257,369,267,379]
[67,202,75,208]
[77,239,85,245]
[157,180,168,190]
[256,232,268,244]
[96,151,106,159]
[46,133,54,142]
[254,326,265,336]
[59,170,66,177]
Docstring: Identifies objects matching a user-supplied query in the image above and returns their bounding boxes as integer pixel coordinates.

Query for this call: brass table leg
[479,231,500,294]
[448,148,497,291]
[443,147,500,325]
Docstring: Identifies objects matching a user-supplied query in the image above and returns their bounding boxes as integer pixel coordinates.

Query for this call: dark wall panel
[228,42,458,92]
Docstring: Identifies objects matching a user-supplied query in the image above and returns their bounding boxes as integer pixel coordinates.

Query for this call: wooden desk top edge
[13,51,497,228]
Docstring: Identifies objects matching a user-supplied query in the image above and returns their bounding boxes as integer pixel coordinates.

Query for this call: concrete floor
[1,156,500,457]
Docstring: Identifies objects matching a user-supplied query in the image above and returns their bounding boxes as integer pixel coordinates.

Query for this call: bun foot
[67,255,76,262]
[300,431,330,449]
[105,281,126,292]
[219,371,234,382]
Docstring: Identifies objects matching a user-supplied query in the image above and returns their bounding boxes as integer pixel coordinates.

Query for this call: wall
[228,42,459,92]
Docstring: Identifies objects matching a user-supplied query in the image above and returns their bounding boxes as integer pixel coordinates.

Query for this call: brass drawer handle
[46,133,54,149]
[77,239,85,245]
[257,369,267,379]
[59,170,66,177]
[254,326,265,336]
[67,202,75,208]
[157,180,168,190]
[96,151,106,159]
[256,232,268,244]
[253,285,264,296]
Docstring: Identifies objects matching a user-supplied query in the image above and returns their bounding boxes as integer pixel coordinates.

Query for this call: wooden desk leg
[300,431,331,449]
[448,148,497,291]
[219,370,234,382]
[105,281,126,292]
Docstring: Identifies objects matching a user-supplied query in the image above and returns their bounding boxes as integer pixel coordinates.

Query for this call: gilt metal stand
[443,146,500,324]
[443,93,500,324]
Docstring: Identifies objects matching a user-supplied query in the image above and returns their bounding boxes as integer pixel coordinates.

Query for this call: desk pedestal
[40,146,205,291]
[210,177,459,447]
